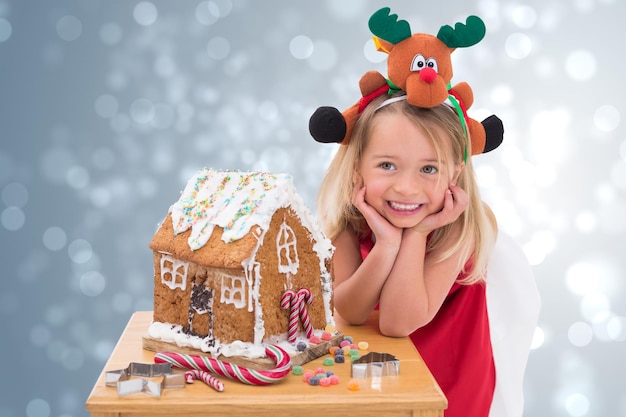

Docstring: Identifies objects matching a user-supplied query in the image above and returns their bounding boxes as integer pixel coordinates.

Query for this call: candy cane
[297,288,314,338]
[185,370,224,392]
[154,345,292,386]
[281,290,299,343]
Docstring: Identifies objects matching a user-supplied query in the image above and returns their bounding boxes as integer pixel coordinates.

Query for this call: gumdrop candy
[347,379,360,391]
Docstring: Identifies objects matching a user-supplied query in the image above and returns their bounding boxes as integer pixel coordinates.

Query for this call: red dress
[360,235,495,417]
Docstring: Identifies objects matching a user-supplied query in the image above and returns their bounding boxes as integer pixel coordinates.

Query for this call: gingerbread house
[148,168,334,358]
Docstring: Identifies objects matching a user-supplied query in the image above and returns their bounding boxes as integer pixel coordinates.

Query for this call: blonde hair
[316,94,497,284]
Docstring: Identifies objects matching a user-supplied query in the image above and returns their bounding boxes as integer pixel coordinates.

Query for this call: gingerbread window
[277,220,299,274]
[160,254,188,290]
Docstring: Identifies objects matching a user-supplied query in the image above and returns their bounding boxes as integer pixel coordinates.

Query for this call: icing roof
[169,168,332,258]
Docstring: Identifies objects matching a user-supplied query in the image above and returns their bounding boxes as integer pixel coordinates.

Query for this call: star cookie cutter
[105,362,186,397]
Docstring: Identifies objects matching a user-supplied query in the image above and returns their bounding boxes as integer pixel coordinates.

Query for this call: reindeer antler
[437,16,486,48]
[368,7,411,44]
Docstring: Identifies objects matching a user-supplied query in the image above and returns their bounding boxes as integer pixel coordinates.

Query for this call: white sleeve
[487,232,541,417]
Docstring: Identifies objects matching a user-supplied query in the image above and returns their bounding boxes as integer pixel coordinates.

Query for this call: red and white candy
[281,288,315,343]
[155,344,292,386]
[185,369,224,392]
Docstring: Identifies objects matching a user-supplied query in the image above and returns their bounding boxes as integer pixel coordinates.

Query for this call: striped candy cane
[280,290,299,343]
[154,345,292,386]
[296,288,314,339]
[185,370,225,392]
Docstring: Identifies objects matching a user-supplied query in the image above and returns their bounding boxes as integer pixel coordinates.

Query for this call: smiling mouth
[389,201,422,211]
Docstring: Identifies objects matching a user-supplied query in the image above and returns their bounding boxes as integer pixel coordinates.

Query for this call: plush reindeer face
[369,8,486,108]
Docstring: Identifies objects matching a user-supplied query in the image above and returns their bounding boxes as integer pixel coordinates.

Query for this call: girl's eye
[380,162,395,170]
[422,165,438,174]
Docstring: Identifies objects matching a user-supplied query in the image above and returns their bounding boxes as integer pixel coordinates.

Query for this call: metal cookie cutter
[105,362,186,397]
[351,352,400,378]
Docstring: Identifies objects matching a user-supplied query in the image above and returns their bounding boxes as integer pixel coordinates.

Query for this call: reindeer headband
[309,7,504,156]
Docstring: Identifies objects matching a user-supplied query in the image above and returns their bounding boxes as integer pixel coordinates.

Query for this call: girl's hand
[413,184,469,235]
[352,180,402,251]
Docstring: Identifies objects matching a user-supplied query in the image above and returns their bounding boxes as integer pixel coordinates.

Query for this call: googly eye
[410,54,426,72]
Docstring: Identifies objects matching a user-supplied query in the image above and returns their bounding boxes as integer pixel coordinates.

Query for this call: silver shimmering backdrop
[1,1,624,416]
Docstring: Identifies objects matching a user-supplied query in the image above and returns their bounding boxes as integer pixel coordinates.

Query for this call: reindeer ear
[372,36,394,54]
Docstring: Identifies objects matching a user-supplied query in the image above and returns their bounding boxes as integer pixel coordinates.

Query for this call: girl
[317,93,498,417]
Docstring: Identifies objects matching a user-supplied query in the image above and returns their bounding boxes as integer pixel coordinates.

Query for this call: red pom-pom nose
[419,67,437,83]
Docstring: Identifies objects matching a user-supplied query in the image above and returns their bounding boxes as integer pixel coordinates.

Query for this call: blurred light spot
[574,211,596,233]
[593,105,620,132]
[607,315,626,341]
[25,398,50,417]
[1,206,25,231]
[511,5,537,29]
[68,239,93,264]
[61,347,85,370]
[289,35,314,60]
[152,103,176,129]
[566,262,598,295]
[0,17,11,42]
[598,199,626,233]
[534,57,556,78]
[137,177,158,198]
[240,148,256,165]
[530,109,570,164]
[509,160,536,187]
[42,226,67,251]
[80,270,106,296]
[110,113,131,133]
[66,165,90,189]
[595,183,615,204]
[154,55,176,78]
[30,324,52,347]
[475,165,497,188]
[107,69,128,91]
[564,393,590,417]
[308,40,337,71]
[207,36,230,60]
[112,292,133,313]
[522,239,546,266]
[610,160,626,190]
[530,326,544,349]
[90,187,111,207]
[130,98,155,124]
[99,22,123,45]
[56,15,82,41]
[2,181,28,207]
[580,292,610,323]
[93,339,115,361]
[568,321,593,347]
[209,0,232,17]
[195,1,218,25]
[573,0,595,13]
[504,33,532,60]
[40,147,75,184]
[133,2,158,26]
[325,0,367,21]
[258,101,278,121]
[364,38,387,64]
[45,305,68,326]
[565,50,596,81]
[92,148,116,170]
[95,94,119,118]
[490,84,513,105]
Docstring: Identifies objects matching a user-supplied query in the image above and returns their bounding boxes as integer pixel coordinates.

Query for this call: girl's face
[356,112,462,229]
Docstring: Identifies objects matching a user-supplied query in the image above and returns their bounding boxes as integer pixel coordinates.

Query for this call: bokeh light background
[1,0,624,416]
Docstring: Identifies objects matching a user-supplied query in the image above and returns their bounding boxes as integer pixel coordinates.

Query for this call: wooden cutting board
[142,332,344,370]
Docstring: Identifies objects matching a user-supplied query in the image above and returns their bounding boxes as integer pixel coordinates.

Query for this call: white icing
[148,321,331,359]
[219,273,246,309]
[276,220,299,275]
[160,254,188,290]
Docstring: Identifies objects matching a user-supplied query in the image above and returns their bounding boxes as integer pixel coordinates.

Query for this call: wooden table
[86,311,447,417]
